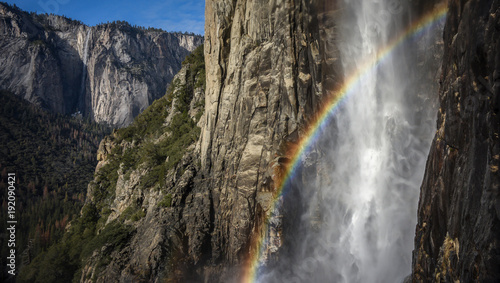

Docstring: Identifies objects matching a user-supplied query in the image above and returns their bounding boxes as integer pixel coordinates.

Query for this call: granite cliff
[0,3,203,127]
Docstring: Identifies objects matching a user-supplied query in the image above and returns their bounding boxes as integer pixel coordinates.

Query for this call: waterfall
[258,1,440,282]
[311,2,432,280]
[80,28,91,98]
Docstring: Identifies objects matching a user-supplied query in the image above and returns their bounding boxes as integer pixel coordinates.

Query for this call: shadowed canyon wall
[412,0,500,281]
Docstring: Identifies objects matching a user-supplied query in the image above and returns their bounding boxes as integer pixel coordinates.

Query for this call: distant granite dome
[0,3,203,127]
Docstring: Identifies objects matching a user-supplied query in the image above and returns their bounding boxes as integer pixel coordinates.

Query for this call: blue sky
[7,0,205,35]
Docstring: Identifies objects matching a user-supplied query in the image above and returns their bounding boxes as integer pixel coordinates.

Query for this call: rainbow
[241,3,448,283]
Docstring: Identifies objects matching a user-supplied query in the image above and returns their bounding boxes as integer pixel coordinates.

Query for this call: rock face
[0,3,203,127]
[200,0,341,279]
[18,46,208,283]
[412,0,500,282]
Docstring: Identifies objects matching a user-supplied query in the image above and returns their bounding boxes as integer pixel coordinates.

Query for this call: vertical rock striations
[0,3,203,127]
[201,0,341,279]
[412,0,500,281]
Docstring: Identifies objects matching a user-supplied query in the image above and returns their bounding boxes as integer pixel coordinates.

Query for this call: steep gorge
[23,1,344,281]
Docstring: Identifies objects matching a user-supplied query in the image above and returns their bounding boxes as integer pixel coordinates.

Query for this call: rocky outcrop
[412,0,500,281]
[18,46,208,283]
[20,0,500,281]
[0,3,203,127]
[71,0,448,281]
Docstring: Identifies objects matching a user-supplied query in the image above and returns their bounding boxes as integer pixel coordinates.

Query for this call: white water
[259,1,438,282]
[80,28,92,97]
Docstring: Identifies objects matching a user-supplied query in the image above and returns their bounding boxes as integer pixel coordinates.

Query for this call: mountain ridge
[0,2,203,127]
